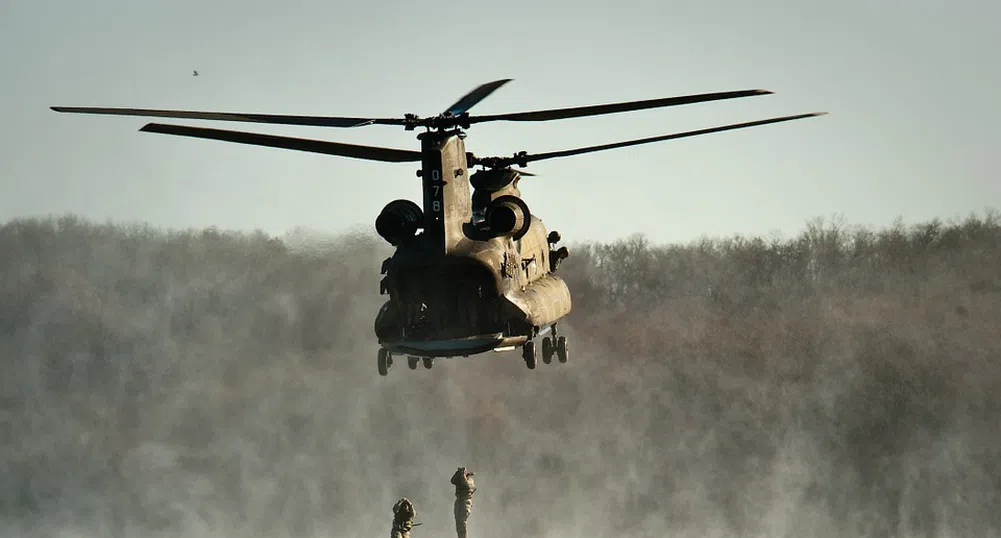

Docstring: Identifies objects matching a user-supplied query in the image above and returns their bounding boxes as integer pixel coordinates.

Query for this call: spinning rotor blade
[467,89,773,124]
[52,85,780,132]
[51,106,404,128]
[473,112,827,167]
[50,79,515,129]
[139,123,423,163]
[444,79,512,116]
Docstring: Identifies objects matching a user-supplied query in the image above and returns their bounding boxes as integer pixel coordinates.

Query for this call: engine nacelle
[485,195,531,240]
[376,199,424,246]
[470,168,519,192]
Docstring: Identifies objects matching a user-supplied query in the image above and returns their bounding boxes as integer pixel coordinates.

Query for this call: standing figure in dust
[391,497,416,538]
[450,467,476,538]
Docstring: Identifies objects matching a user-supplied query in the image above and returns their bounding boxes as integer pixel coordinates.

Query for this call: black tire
[378,348,390,376]
[423,358,433,369]
[542,336,553,364]
[408,356,419,370]
[523,341,537,369]
[556,336,568,363]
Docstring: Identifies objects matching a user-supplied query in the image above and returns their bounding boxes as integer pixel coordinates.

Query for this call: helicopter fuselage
[373,130,571,359]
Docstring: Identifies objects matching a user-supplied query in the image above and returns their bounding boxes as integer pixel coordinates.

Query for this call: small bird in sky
[193,70,199,76]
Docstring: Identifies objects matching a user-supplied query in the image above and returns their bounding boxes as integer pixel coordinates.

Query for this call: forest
[1,212,999,538]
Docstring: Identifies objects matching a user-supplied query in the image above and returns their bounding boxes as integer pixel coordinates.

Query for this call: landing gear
[396,355,432,372]
[378,348,392,376]
[539,324,568,366]
[542,337,554,364]
[380,351,433,376]
[522,340,537,369]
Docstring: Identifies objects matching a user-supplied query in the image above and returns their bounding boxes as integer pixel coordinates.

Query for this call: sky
[2,0,998,245]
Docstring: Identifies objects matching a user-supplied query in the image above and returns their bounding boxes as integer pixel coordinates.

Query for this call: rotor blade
[505,112,828,165]
[138,123,423,163]
[443,79,512,116]
[468,89,773,124]
[51,106,405,128]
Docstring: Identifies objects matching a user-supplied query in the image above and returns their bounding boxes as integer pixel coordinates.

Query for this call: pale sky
[2,0,998,244]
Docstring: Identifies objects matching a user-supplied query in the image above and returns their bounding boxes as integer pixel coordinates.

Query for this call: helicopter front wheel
[541,336,554,364]
[556,336,568,363]
[378,348,391,376]
[523,341,537,369]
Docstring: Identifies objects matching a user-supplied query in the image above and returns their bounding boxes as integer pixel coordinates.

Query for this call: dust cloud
[1,213,999,538]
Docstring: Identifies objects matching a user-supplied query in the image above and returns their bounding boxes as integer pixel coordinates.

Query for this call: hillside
[1,213,999,538]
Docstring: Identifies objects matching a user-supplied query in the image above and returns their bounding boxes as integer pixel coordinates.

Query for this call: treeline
[1,213,999,538]
[568,213,1001,312]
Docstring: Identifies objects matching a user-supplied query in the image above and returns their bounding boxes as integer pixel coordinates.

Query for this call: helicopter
[51,79,825,375]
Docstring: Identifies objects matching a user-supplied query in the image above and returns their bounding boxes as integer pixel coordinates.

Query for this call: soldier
[391,497,416,538]
[450,467,476,538]
[547,231,570,272]
[549,246,569,272]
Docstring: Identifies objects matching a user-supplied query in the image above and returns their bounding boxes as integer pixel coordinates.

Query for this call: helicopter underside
[373,271,572,374]
[380,332,529,358]
[374,322,568,375]
[373,295,540,358]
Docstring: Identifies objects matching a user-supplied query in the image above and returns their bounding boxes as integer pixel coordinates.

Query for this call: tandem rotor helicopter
[51,79,825,375]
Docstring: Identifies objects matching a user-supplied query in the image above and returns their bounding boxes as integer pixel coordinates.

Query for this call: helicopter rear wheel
[523,340,537,369]
[556,336,568,363]
[541,336,554,364]
[378,348,390,376]
[423,357,433,369]
[408,356,419,370]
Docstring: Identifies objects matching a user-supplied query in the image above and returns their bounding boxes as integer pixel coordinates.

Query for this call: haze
[4,213,999,538]
[2,0,998,243]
